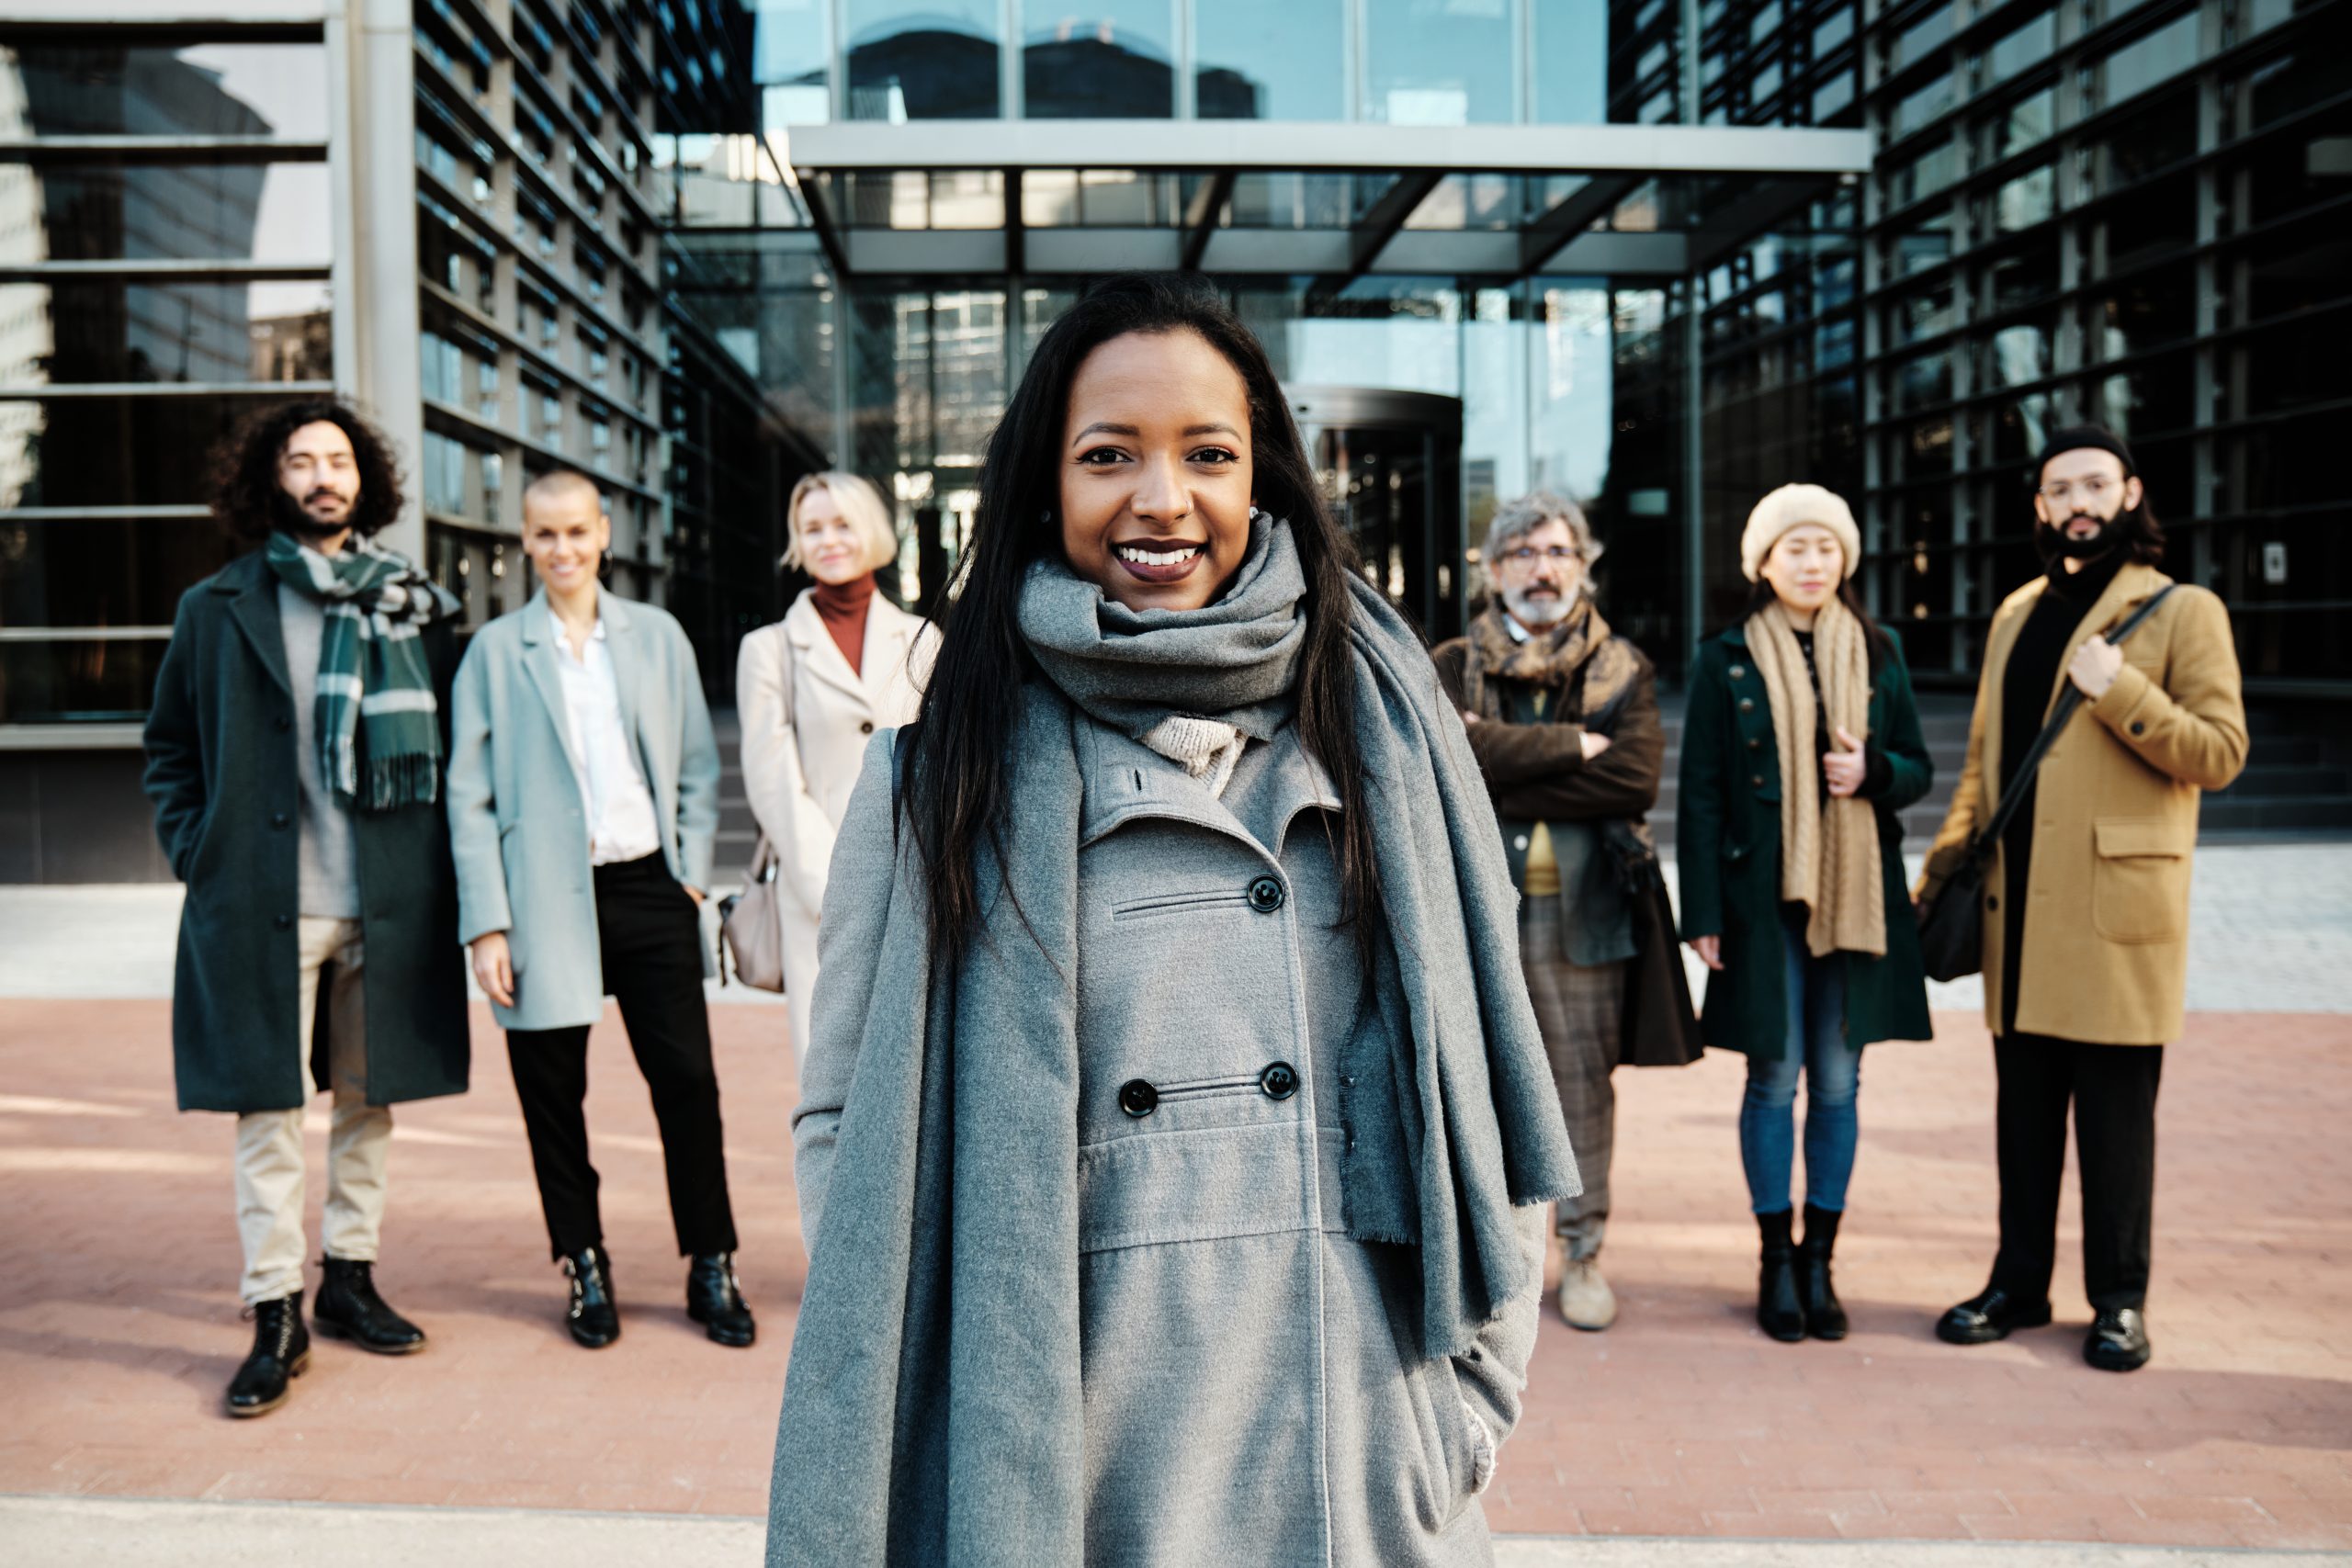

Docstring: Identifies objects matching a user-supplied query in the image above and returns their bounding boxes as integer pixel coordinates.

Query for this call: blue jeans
[1738,908,1862,1214]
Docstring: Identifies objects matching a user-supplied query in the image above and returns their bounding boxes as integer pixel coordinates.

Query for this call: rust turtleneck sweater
[813,573,876,676]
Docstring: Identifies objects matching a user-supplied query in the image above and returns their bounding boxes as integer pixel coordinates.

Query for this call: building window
[1023,2,1174,118]
[0,28,334,726]
[843,0,1002,119]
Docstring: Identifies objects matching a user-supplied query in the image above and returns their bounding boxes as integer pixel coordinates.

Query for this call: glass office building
[0,0,2342,877]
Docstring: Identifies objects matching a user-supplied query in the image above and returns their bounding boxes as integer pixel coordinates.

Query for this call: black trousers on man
[506,852,739,1260]
[1987,1033,2164,1313]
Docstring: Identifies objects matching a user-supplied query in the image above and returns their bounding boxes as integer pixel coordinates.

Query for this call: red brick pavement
[2,1002,2346,1548]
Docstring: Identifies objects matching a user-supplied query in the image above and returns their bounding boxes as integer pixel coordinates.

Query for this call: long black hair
[209,398,406,547]
[904,272,1378,959]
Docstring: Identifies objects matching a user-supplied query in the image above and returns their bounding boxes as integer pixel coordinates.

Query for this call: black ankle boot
[1756,1211,1806,1343]
[686,1252,755,1348]
[561,1246,619,1348]
[1797,1203,1848,1341]
[312,1258,427,1355]
[226,1292,310,1417]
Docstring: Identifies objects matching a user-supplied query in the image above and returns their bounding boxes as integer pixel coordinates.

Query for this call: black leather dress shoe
[1936,1286,2053,1345]
[226,1292,310,1418]
[562,1246,619,1348]
[686,1252,755,1348]
[2085,1307,2152,1371]
[312,1258,427,1354]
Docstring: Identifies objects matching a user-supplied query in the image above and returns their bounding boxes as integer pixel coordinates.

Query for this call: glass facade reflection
[1194,0,1345,118]
[842,0,1001,118]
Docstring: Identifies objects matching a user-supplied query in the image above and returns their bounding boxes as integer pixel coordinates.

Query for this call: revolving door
[1286,387,1465,642]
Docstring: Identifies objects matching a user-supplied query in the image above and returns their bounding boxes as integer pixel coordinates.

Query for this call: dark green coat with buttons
[141,548,471,1113]
[1675,620,1934,1060]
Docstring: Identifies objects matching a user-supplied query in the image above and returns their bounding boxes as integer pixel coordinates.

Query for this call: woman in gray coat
[765,275,1579,1568]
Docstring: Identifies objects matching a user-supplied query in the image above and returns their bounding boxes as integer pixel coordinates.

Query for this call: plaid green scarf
[266,532,460,811]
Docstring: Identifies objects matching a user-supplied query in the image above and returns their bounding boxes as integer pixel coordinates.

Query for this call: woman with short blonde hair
[737,470,931,1074]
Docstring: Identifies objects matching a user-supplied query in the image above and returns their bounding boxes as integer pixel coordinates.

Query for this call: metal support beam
[1519,176,1638,275]
[799,176,852,282]
[1685,177,1827,273]
[1182,170,1235,271]
[1004,168,1025,275]
[1343,171,1442,281]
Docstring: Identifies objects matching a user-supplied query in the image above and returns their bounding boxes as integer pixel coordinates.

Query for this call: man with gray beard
[1434,493,1672,1331]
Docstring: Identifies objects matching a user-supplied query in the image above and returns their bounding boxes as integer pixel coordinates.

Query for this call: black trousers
[1988,1032,2165,1312]
[506,853,739,1261]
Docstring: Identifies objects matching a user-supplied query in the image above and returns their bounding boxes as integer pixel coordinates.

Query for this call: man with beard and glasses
[1433,492,1679,1332]
[1919,425,2246,1372]
[144,400,469,1416]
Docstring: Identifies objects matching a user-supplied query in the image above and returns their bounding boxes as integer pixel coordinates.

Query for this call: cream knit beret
[1740,483,1860,582]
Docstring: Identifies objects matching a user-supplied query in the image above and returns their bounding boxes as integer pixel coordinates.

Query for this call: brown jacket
[1918,561,2247,1044]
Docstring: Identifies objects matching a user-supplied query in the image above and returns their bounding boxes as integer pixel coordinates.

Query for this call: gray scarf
[765,516,1577,1568]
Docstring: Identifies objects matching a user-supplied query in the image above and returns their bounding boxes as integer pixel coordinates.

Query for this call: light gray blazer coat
[795,715,1546,1565]
[736,589,930,1065]
[447,588,719,1032]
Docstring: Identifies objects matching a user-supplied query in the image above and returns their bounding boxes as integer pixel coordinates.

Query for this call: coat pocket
[1110,887,1252,924]
[2091,818,2188,945]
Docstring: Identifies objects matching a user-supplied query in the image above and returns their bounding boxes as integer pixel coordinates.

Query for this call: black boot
[561,1246,619,1348]
[312,1258,427,1354]
[686,1253,755,1348]
[225,1292,310,1418]
[1756,1210,1806,1343]
[1797,1203,1849,1341]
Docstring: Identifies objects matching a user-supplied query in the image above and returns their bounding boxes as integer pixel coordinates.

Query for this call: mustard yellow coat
[1919,562,2247,1045]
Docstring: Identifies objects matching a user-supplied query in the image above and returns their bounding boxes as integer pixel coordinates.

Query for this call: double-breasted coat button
[272,913,293,931]
[1730,665,1747,679]
[1260,1061,1299,1100]
[1747,737,1763,751]
[1751,774,1766,787]
[1986,896,1999,910]
[860,720,875,734]
[2130,720,2146,735]
[1738,697,1756,713]
[1247,875,1285,913]
[271,811,290,829]
[1117,1079,1159,1118]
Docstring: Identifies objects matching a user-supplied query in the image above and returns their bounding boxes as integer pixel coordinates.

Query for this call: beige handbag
[718,834,786,992]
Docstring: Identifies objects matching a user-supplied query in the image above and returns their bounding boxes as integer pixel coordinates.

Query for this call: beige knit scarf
[1746,596,1885,959]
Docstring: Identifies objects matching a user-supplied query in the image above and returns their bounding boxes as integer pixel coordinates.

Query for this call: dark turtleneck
[813,573,876,676]
[1995,544,2130,1032]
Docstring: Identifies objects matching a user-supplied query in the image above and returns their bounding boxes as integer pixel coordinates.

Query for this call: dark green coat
[142,548,471,1113]
[1675,621,1934,1060]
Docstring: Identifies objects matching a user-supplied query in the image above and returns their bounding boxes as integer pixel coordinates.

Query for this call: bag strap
[1964,583,2175,862]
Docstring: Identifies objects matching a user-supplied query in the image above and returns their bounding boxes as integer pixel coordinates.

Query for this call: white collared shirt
[549,610,662,866]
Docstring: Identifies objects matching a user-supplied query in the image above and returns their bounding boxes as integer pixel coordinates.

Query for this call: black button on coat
[141,548,471,1113]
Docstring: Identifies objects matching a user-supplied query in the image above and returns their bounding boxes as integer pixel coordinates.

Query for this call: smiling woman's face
[1058,328,1256,614]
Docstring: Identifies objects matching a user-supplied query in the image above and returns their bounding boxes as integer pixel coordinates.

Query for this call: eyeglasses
[2040,476,2118,504]
[1498,545,1581,566]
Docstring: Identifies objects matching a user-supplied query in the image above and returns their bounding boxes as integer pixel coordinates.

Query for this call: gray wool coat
[445,589,720,1032]
[793,716,1548,1567]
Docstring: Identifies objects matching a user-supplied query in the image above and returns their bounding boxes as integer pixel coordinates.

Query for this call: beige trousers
[233,917,392,1304]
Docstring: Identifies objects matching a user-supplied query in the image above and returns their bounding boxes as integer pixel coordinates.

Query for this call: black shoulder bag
[1916,585,2173,982]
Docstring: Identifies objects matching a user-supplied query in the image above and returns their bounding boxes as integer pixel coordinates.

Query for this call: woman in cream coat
[736,472,931,1068]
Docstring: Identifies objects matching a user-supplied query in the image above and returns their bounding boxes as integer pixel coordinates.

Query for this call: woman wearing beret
[763,272,1579,1567]
[1676,485,1933,1344]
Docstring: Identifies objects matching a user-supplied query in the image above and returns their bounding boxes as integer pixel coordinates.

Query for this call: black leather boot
[1756,1210,1806,1343]
[225,1292,310,1418]
[312,1258,427,1354]
[686,1253,755,1348]
[1797,1203,1849,1341]
[561,1246,619,1348]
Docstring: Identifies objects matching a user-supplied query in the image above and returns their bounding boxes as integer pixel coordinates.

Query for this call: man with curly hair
[143,400,471,1417]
